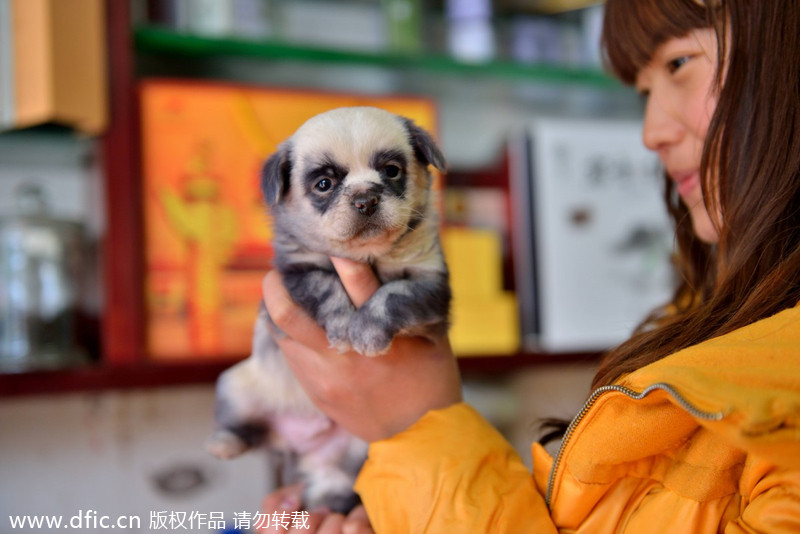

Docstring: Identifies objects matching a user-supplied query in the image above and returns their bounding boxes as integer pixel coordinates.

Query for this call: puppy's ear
[403,118,448,173]
[261,144,292,206]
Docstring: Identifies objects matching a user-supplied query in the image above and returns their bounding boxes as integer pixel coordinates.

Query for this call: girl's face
[635,29,720,243]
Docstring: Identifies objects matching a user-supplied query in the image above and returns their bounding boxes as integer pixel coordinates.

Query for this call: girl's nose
[641,93,684,154]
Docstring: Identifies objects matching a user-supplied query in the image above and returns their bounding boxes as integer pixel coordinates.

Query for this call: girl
[261,0,800,531]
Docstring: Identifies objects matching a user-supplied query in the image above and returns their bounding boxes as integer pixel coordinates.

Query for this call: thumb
[331,257,380,308]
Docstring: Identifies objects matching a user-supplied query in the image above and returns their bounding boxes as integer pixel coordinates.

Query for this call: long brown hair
[593,0,800,388]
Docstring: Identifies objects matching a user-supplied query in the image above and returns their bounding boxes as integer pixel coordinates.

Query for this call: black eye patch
[370,149,408,198]
[304,157,348,213]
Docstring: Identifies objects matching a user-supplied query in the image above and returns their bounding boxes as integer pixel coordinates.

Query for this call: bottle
[0,184,87,372]
[446,0,496,62]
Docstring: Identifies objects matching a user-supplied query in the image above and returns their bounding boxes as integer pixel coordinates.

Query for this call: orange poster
[140,79,439,360]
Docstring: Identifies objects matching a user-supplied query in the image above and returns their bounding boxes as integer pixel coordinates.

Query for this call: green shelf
[134,26,621,89]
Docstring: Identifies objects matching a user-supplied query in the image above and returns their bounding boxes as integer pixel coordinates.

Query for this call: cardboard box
[442,227,520,355]
[0,0,107,134]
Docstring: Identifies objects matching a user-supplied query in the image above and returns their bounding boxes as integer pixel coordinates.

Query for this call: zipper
[544,382,725,509]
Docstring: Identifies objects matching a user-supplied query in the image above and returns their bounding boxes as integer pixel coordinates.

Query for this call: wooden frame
[100,0,146,365]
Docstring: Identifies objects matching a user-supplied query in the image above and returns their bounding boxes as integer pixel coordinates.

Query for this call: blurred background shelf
[0,351,600,398]
[0,360,233,398]
[134,26,619,88]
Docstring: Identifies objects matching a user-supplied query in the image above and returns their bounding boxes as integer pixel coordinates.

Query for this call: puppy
[206,107,451,513]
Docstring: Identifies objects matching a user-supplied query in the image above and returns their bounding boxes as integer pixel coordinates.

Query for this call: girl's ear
[261,144,293,206]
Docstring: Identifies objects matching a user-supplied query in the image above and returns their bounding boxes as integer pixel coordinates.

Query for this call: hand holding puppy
[263,258,462,443]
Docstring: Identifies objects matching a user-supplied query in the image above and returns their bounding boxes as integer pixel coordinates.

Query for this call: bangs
[602,0,710,85]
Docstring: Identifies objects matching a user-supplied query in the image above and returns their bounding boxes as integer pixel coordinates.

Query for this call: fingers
[259,484,306,533]
[316,513,345,534]
[342,505,374,534]
[262,259,380,353]
[261,263,460,442]
[330,257,380,308]
[314,505,373,534]
[261,483,303,515]
[262,270,331,353]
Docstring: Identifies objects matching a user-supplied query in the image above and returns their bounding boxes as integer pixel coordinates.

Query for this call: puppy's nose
[354,194,379,216]
[353,186,382,217]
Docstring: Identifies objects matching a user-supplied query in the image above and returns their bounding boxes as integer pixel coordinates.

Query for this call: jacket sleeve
[726,457,800,533]
[354,402,558,534]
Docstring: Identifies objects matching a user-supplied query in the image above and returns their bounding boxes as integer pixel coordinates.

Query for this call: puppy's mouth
[352,220,389,237]
[347,219,399,242]
[333,216,406,252]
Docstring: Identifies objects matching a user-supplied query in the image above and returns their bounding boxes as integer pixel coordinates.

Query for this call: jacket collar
[617,302,800,467]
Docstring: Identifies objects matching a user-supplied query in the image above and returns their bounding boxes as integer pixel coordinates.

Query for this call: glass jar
[0,184,88,372]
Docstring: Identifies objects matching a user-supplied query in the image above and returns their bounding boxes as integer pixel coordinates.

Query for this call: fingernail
[330,256,351,272]
[280,496,300,510]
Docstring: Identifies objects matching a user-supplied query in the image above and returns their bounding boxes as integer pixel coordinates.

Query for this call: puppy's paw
[205,430,249,460]
[347,311,393,357]
[324,315,353,353]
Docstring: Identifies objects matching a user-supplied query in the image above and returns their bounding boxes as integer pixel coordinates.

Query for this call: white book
[517,118,675,353]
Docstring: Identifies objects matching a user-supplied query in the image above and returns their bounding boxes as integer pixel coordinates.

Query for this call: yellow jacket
[355,304,800,533]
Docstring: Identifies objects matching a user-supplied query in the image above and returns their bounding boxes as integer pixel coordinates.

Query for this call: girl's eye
[315,178,332,192]
[667,55,691,74]
[384,165,401,178]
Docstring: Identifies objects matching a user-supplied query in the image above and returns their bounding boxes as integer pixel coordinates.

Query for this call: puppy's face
[262,107,446,260]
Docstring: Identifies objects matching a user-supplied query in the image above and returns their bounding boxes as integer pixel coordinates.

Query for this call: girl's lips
[671,170,700,198]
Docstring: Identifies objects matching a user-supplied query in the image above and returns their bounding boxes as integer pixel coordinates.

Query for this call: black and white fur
[206,107,451,513]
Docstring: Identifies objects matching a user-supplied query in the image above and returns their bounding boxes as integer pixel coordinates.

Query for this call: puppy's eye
[384,165,401,178]
[315,178,332,192]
